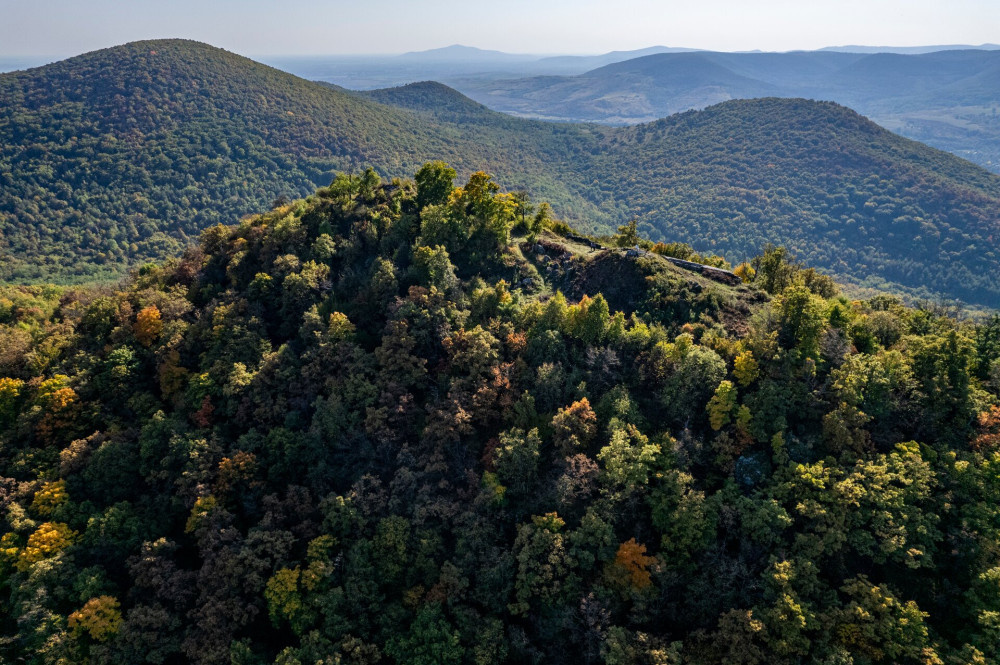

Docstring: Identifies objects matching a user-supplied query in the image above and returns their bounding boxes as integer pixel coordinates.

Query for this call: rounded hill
[3,41,1000,307]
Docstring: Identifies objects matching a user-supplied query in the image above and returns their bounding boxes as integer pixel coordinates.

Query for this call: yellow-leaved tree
[134,305,163,347]
[69,596,123,642]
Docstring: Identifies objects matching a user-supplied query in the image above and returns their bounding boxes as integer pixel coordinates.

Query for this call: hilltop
[1,168,999,664]
[3,40,1000,308]
[357,81,499,121]
[0,39,604,282]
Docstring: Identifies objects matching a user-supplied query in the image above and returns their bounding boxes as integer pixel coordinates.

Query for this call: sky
[1,0,998,57]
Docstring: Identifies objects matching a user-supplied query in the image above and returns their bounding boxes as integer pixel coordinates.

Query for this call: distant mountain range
[252,43,1000,84]
[397,44,540,62]
[452,49,1000,174]
[819,43,1000,54]
[3,40,1000,308]
[533,46,700,70]
[257,45,703,89]
[457,48,1000,112]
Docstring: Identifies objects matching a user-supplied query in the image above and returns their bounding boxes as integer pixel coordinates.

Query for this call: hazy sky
[1,0,998,56]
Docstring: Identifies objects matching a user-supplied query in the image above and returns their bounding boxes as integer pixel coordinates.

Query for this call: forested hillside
[2,166,1000,664]
[4,40,1000,308]
[0,40,604,283]
[589,99,1000,307]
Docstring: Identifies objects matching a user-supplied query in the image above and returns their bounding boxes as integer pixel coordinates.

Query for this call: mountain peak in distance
[397,44,537,62]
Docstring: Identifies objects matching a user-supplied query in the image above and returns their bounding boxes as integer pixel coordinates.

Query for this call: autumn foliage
[611,538,657,591]
[552,397,598,453]
[971,406,1000,452]
[68,596,123,642]
[134,305,163,347]
[17,522,76,571]
[0,169,999,664]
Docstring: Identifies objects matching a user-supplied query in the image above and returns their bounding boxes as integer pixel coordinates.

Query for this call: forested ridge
[0,40,605,283]
[591,98,1000,307]
[4,39,1000,307]
[2,165,1000,664]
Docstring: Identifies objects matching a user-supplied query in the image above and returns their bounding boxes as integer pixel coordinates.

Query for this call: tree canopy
[1,166,999,664]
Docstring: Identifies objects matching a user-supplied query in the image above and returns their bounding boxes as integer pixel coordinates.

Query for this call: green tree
[831,576,935,663]
[493,427,542,501]
[386,604,463,665]
[615,219,640,247]
[752,244,797,295]
[511,513,573,615]
[414,161,457,210]
[410,245,458,291]
[774,284,827,360]
[707,380,738,430]
[908,329,976,443]
[597,424,661,494]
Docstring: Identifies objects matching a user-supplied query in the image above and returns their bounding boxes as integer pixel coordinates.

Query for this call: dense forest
[4,40,1000,307]
[2,164,1000,664]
